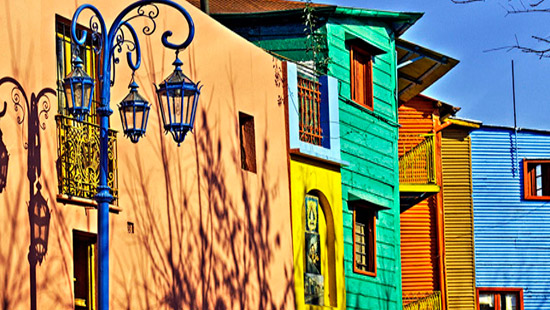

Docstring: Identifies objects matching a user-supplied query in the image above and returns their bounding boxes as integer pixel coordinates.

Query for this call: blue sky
[313,0,550,129]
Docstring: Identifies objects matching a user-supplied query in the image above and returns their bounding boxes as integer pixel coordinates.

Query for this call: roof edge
[448,118,481,129]
[333,8,423,37]
[212,6,422,37]
[480,124,550,134]
[211,6,336,19]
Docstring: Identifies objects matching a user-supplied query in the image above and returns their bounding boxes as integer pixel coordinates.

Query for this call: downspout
[200,0,210,14]
[434,114,447,310]
[392,31,405,310]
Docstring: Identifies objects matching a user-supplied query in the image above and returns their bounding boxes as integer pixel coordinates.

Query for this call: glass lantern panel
[171,89,183,125]
[184,94,194,125]
[135,105,148,131]
[73,82,83,109]
[142,107,150,131]
[124,106,135,130]
[159,90,170,126]
[64,83,73,110]
[83,83,93,111]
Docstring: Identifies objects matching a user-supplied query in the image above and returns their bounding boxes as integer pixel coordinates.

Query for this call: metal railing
[298,75,323,146]
[399,135,437,185]
[403,291,442,310]
[56,114,118,203]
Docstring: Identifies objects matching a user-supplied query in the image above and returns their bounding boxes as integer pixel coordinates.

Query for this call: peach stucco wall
[0,1,294,309]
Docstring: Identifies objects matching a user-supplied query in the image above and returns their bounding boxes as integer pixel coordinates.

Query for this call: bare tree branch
[451,0,485,4]
[451,0,550,13]
[451,0,550,58]
[531,0,546,7]
[484,35,550,59]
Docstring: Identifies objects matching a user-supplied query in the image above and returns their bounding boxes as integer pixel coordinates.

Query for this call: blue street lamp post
[64,1,201,309]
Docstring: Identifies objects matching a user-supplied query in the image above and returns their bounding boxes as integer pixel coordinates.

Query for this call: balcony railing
[298,76,323,146]
[56,114,118,203]
[403,291,442,310]
[399,135,436,185]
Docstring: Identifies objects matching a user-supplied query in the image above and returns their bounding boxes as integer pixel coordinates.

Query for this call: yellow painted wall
[290,157,345,310]
[441,127,476,310]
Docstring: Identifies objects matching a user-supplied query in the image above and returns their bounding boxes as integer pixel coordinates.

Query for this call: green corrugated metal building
[194,1,421,308]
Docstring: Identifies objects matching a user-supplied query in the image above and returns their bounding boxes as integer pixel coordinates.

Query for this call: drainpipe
[200,0,210,14]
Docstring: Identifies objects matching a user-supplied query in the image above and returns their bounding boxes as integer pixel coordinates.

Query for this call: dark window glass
[354,207,375,275]
[239,112,256,173]
[73,231,97,310]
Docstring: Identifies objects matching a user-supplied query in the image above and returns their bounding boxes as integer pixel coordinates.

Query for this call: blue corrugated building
[471,125,550,310]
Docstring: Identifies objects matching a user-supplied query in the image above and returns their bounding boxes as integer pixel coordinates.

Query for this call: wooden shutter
[350,46,373,110]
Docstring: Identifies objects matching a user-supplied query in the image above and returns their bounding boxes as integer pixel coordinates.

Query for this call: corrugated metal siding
[398,97,436,157]
[471,128,550,310]
[401,197,439,294]
[398,96,442,301]
[441,128,476,310]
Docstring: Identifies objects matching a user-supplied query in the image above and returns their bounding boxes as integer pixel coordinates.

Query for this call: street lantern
[155,53,201,146]
[63,56,95,121]
[118,80,151,143]
[29,183,50,265]
[64,2,199,309]
[0,130,8,193]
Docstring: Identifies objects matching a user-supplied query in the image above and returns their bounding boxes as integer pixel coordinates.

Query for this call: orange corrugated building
[399,95,458,308]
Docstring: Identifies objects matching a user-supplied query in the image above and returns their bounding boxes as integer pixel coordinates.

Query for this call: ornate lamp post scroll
[65,2,200,309]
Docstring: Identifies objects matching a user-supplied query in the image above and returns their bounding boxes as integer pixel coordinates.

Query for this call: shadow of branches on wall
[109,40,295,309]
[0,77,56,310]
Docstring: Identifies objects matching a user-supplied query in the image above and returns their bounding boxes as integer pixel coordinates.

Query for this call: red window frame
[523,159,550,200]
[350,45,374,111]
[352,205,376,277]
[476,287,524,310]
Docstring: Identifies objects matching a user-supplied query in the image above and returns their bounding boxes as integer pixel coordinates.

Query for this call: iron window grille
[297,75,323,146]
[55,17,118,203]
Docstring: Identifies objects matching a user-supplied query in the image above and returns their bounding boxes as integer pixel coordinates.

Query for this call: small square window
[353,205,376,276]
[523,159,550,200]
[239,112,256,173]
[350,45,373,111]
[477,288,523,310]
